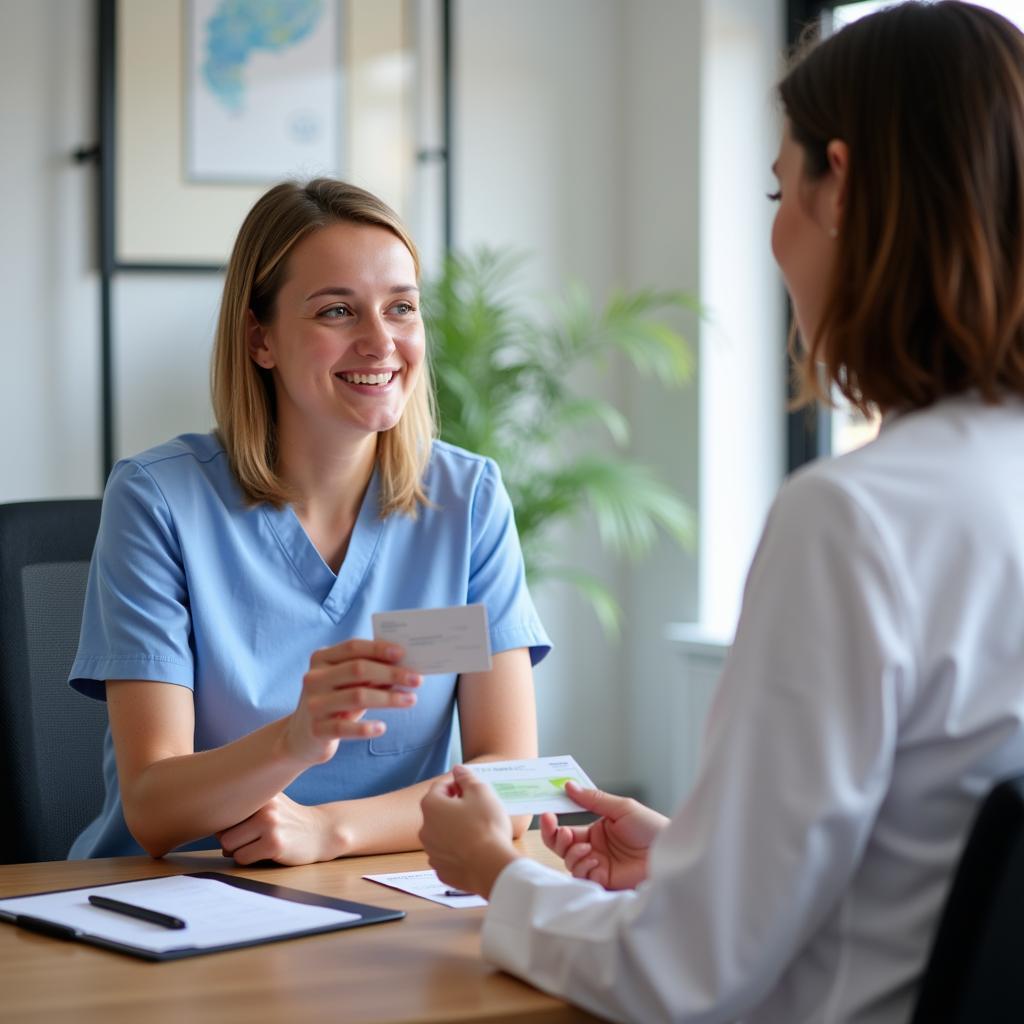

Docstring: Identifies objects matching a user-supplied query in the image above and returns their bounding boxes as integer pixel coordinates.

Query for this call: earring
[828,226,839,238]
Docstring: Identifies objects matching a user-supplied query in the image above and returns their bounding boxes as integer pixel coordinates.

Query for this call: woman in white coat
[418,3,1024,1022]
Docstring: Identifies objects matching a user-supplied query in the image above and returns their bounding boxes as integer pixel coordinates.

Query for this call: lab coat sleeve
[481,471,916,1024]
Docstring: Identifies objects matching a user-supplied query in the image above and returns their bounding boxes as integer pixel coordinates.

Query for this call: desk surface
[0,833,601,1024]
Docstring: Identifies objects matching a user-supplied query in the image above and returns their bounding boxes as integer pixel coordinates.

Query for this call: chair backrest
[0,499,106,863]
[909,774,1024,1024]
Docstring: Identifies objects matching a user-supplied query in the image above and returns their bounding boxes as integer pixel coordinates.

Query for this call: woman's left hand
[419,764,520,897]
[216,793,340,865]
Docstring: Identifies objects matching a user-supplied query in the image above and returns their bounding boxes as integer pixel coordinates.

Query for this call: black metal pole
[783,0,832,471]
[98,0,116,482]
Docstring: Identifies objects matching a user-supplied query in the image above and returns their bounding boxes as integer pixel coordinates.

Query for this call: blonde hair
[211,178,435,516]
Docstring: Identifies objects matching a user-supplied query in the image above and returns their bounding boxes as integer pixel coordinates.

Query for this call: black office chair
[0,499,106,863]
[909,773,1024,1023]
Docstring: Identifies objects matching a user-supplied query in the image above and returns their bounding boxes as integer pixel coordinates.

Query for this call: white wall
[0,3,220,494]
[1,0,101,499]
[619,0,705,814]
[699,0,785,639]
[113,275,222,456]
[616,0,784,813]
[452,0,632,791]
[452,0,625,296]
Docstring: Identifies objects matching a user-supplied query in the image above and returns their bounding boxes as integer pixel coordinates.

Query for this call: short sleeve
[69,460,196,700]
[468,459,551,666]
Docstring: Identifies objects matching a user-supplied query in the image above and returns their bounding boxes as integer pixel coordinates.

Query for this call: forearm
[323,778,438,857]
[121,716,308,857]
[324,757,530,858]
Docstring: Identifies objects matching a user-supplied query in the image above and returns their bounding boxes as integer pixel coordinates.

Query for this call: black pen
[87,894,187,930]
[443,888,476,897]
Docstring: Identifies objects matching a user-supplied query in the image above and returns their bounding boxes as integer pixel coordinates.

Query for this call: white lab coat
[482,394,1024,1024]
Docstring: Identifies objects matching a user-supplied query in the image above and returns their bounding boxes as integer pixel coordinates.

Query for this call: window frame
[783,0,837,472]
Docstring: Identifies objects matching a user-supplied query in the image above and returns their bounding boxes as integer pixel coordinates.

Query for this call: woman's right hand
[540,782,670,891]
[280,639,422,766]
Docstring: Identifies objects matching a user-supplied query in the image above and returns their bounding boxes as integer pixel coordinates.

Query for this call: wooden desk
[0,833,601,1024]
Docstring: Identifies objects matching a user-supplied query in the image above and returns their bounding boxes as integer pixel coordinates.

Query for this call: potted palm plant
[424,248,697,634]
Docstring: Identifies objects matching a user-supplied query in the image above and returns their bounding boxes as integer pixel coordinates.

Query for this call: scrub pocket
[369,674,457,755]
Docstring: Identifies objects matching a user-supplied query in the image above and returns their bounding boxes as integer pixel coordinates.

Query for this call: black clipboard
[0,870,404,961]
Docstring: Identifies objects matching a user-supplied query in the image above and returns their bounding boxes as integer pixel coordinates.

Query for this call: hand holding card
[371,604,492,676]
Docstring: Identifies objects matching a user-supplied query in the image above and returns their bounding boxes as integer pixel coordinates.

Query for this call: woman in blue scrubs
[69,179,550,863]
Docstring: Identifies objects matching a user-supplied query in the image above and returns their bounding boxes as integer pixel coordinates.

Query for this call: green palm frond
[598,290,699,384]
[531,459,694,555]
[547,396,631,447]
[424,248,699,636]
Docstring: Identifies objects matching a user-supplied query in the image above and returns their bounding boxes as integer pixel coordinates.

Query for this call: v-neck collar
[262,466,386,623]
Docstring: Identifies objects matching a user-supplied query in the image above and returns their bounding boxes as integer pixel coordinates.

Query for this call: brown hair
[780,1,1024,415]
[211,178,435,516]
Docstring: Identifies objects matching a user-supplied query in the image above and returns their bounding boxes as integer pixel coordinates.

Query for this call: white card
[372,604,492,675]
[362,870,488,908]
[466,755,597,815]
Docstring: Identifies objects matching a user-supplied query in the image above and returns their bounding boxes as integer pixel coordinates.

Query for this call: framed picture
[107,0,419,270]
[185,0,344,185]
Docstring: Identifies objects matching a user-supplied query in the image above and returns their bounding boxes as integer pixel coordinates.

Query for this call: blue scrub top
[68,433,550,858]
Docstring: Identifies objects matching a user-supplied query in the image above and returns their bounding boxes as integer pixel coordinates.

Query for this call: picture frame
[106,0,416,270]
[184,0,344,187]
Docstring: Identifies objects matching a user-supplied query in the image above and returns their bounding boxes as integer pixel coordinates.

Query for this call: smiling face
[248,220,425,447]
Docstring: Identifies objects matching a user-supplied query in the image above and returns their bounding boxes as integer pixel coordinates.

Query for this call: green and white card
[465,756,596,815]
